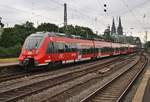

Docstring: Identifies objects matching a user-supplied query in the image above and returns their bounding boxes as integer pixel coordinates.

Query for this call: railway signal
[104,4,107,12]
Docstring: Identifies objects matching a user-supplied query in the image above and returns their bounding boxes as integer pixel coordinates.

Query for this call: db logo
[28,52,32,55]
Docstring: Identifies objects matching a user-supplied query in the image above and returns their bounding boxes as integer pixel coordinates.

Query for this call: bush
[0,44,21,58]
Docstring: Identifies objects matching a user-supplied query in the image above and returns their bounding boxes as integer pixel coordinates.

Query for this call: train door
[92,40,96,58]
[49,42,58,62]
[109,43,112,56]
[97,47,101,58]
[77,44,82,60]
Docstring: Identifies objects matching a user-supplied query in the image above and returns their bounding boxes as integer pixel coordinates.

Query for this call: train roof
[29,32,136,47]
[30,32,83,39]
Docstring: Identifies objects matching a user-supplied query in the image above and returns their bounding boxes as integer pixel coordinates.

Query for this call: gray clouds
[0,0,150,41]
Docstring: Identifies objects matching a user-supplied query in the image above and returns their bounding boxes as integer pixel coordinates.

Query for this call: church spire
[111,17,116,34]
[117,16,123,35]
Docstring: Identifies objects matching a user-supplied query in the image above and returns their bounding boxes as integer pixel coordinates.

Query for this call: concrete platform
[132,55,150,102]
[142,78,150,102]
[0,62,18,68]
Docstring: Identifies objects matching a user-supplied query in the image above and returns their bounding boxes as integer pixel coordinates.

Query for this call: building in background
[117,17,123,35]
[103,17,142,48]
[111,17,116,35]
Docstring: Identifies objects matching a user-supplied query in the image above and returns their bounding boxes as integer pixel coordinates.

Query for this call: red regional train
[18,32,136,67]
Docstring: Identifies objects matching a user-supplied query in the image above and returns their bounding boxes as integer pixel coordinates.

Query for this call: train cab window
[23,36,43,50]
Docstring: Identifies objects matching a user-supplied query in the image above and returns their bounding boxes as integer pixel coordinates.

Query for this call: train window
[57,42,64,53]
[94,48,99,53]
[121,47,125,51]
[53,42,65,53]
[82,49,86,54]
[98,48,101,53]
[78,49,82,54]
[90,48,94,53]
[101,48,104,53]
[81,47,93,54]
[65,44,71,52]
[65,43,78,52]
[117,48,120,51]
[86,49,89,54]
[116,48,118,51]
[70,43,78,52]
[46,42,54,54]
[101,47,111,53]
[53,43,58,53]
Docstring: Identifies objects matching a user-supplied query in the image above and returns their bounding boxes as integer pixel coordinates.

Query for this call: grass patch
[0,58,18,63]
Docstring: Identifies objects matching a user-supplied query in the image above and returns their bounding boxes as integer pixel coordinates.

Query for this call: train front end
[18,33,45,67]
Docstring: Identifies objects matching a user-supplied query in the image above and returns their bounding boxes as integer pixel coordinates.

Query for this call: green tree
[37,23,58,32]
[59,25,75,34]
[0,21,36,48]
[0,28,17,47]
[59,25,98,39]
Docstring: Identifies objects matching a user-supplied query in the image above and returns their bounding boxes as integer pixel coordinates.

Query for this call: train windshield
[23,36,43,50]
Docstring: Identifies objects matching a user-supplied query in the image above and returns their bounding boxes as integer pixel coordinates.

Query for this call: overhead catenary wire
[50,0,104,32]
[50,0,96,20]
[0,0,107,32]
[0,3,61,25]
[121,0,146,30]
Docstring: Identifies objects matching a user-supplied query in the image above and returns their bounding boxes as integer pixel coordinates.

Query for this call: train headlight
[28,51,32,55]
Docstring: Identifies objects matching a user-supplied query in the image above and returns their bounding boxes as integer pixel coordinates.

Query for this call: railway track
[33,55,138,102]
[41,56,138,102]
[0,56,123,83]
[0,53,136,83]
[0,55,133,102]
[81,54,147,102]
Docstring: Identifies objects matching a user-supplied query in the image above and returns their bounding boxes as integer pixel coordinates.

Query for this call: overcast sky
[0,0,150,42]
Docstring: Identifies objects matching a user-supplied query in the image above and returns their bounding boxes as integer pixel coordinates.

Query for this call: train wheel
[48,62,53,69]
[53,61,62,68]
[57,61,62,68]
[91,57,97,61]
[24,65,32,72]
